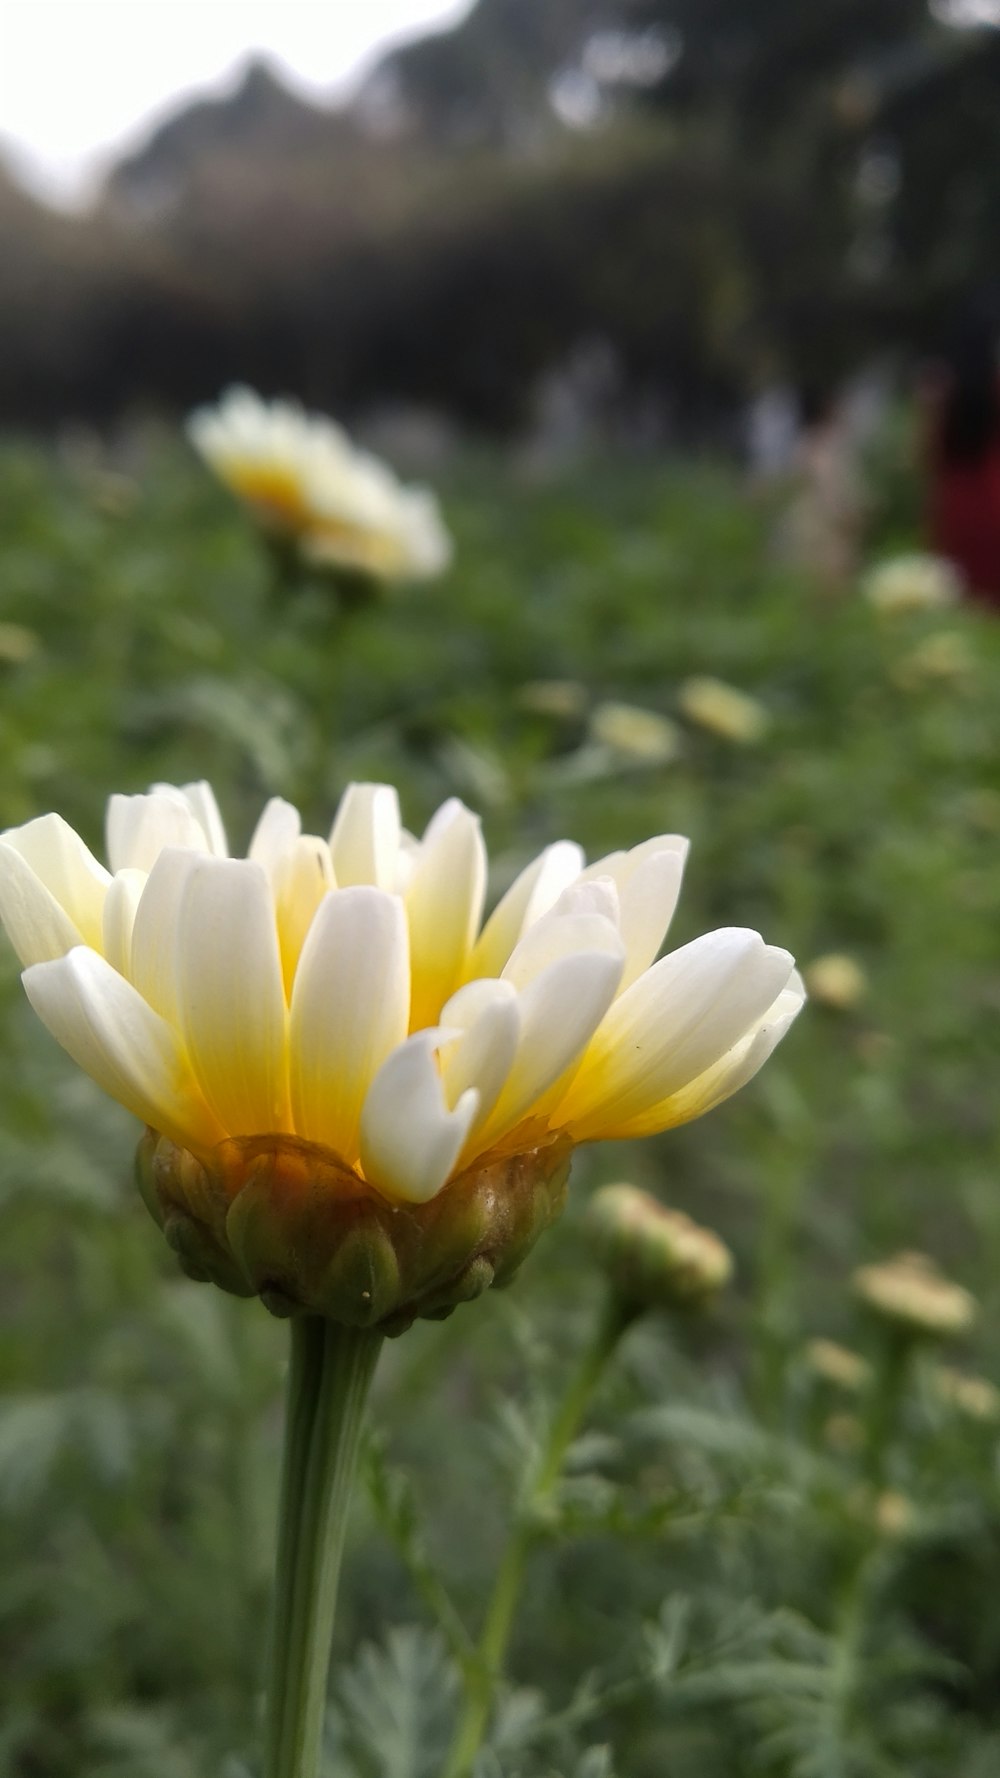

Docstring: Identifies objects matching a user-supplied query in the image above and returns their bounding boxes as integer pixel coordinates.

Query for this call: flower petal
[406,799,486,1030]
[501,903,622,993]
[583,836,689,993]
[129,849,200,1025]
[0,814,110,949]
[603,971,807,1138]
[23,948,222,1151]
[360,1029,479,1204]
[465,840,584,980]
[248,797,302,875]
[101,869,146,978]
[106,791,211,874]
[0,840,86,967]
[174,857,290,1136]
[556,929,794,1140]
[475,944,624,1151]
[289,887,409,1162]
[152,781,229,856]
[439,978,520,1133]
[273,836,335,997]
[329,783,401,888]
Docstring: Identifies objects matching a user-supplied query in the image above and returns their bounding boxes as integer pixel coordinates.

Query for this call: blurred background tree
[2,0,999,433]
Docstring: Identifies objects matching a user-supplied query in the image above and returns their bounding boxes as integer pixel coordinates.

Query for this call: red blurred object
[928,425,1000,611]
[924,313,1000,611]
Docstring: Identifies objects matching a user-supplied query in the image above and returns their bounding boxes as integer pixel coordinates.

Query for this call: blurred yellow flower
[862,553,961,615]
[803,952,869,1010]
[188,387,451,581]
[932,1365,1000,1423]
[589,701,682,762]
[0,783,802,1325]
[853,1252,975,1340]
[805,1337,871,1393]
[874,1489,916,1540]
[677,676,769,745]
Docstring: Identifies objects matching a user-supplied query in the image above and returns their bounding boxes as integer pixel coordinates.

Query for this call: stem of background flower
[442,1293,637,1778]
[263,1317,384,1778]
[864,1329,913,1492]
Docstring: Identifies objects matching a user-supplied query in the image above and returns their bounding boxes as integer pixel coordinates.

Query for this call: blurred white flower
[590,701,682,763]
[862,553,962,615]
[0,782,803,1208]
[678,677,769,745]
[187,387,451,581]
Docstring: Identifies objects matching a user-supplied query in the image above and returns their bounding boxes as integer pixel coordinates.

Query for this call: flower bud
[584,1182,733,1312]
[852,1251,975,1341]
[137,1128,571,1336]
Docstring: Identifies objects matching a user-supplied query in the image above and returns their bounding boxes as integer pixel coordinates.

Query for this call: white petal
[0,841,85,967]
[583,838,688,993]
[151,781,229,856]
[174,857,290,1136]
[360,1029,479,1204]
[605,972,807,1137]
[548,876,621,925]
[101,870,146,978]
[556,929,794,1139]
[465,840,584,980]
[406,799,486,1030]
[329,783,401,889]
[0,814,110,949]
[289,887,409,1162]
[106,792,211,874]
[501,905,622,993]
[439,978,520,1131]
[272,835,335,996]
[475,945,624,1151]
[129,849,200,1025]
[23,948,222,1151]
[248,797,302,875]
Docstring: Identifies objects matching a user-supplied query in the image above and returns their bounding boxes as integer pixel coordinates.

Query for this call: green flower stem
[443,1293,637,1778]
[865,1329,913,1491]
[264,1316,384,1778]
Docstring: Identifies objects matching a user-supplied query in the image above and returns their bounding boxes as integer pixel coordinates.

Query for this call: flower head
[677,677,769,745]
[0,782,802,1327]
[804,1337,872,1393]
[187,387,451,582]
[862,553,962,615]
[853,1251,975,1341]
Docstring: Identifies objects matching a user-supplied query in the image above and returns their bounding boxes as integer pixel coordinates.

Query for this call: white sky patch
[0,0,472,207]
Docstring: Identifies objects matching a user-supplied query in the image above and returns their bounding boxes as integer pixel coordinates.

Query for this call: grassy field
[0,431,998,1778]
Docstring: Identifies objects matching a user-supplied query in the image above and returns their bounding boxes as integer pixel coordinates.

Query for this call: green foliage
[0,436,998,1775]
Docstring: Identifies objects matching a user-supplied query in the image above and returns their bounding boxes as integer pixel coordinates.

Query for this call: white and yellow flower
[862,553,962,615]
[0,783,802,1323]
[187,387,451,581]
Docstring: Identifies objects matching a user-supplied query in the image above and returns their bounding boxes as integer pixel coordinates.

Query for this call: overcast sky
[0,0,473,206]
